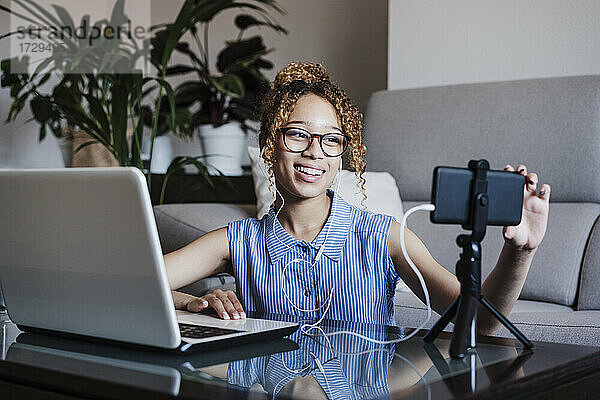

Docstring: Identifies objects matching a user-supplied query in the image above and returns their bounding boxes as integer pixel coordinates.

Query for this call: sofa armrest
[578,215,600,310]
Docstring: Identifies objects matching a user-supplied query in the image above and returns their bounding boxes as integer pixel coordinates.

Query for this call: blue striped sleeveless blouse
[227,190,400,325]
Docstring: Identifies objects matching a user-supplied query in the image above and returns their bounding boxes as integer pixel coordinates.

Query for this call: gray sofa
[154,75,600,347]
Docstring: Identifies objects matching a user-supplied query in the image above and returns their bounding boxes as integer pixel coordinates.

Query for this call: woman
[165,62,550,334]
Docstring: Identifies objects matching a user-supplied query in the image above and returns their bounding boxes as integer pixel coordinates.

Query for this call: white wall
[0,2,64,168]
[389,0,600,89]
[0,0,387,168]
[152,0,388,111]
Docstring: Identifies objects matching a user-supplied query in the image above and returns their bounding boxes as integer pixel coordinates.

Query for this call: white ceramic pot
[197,122,246,176]
[58,137,73,167]
[142,135,174,174]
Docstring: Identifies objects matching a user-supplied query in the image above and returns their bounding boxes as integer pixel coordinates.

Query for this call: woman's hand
[502,164,551,251]
[172,289,246,320]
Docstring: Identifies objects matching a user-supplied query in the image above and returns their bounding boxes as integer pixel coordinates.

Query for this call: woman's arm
[164,227,231,289]
[388,224,460,317]
[164,226,245,319]
[388,163,550,334]
[388,225,531,334]
[479,163,550,333]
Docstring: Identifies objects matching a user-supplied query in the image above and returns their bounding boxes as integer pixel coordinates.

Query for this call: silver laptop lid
[0,168,180,348]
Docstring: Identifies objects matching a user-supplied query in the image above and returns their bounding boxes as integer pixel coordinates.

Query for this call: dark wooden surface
[149,174,256,205]
[1,330,598,400]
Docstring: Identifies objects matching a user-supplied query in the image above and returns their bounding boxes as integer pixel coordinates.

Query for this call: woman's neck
[275,191,332,242]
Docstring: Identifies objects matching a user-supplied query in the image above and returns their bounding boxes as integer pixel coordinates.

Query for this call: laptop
[0,167,298,352]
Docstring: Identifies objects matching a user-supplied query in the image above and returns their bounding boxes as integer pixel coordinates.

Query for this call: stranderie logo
[16,19,147,46]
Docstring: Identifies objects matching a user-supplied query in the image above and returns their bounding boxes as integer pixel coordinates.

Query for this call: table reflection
[224,318,430,399]
[0,313,534,400]
[196,316,526,399]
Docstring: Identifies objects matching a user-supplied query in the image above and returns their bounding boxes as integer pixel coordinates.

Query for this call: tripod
[423,160,533,359]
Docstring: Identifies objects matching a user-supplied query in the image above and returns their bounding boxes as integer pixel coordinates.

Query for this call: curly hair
[258,62,366,202]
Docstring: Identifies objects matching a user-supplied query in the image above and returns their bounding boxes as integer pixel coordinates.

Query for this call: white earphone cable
[301,203,435,345]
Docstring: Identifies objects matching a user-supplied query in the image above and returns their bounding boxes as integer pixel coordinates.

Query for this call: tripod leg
[450,294,478,359]
[479,297,533,349]
[424,297,459,343]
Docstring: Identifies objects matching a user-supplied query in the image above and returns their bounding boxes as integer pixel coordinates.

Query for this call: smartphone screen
[430,166,525,226]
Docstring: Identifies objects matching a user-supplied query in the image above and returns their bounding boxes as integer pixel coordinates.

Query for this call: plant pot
[69,129,119,167]
[142,135,174,174]
[197,122,246,176]
[58,137,73,167]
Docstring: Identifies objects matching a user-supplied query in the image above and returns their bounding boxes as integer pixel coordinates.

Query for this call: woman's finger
[227,291,246,318]
[206,295,229,320]
[539,183,551,200]
[526,172,538,193]
[504,164,515,172]
[515,164,527,175]
[186,296,209,313]
[217,295,240,320]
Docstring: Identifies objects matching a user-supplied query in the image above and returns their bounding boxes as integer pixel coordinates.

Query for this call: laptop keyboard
[178,323,242,339]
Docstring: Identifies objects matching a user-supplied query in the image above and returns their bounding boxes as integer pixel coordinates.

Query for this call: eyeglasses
[279,127,350,157]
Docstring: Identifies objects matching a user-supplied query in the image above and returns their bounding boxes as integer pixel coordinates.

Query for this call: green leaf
[209,74,245,99]
[174,42,205,69]
[85,93,110,135]
[234,14,287,34]
[0,4,39,27]
[38,123,47,142]
[252,0,287,15]
[32,56,54,77]
[110,0,127,27]
[160,0,197,69]
[174,81,211,106]
[217,36,269,73]
[165,64,198,76]
[70,47,94,71]
[16,0,77,50]
[146,77,177,133]
[35,73,51,88]
[53,85,103,141]
[51,5,75,33]
[30,96,52,122]
[12,0,60,29]
[110,80,128,163]
[6,91,29,122]
[167,107,193,137]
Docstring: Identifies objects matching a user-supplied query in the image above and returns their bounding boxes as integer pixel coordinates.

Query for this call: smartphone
[430,166,525,226]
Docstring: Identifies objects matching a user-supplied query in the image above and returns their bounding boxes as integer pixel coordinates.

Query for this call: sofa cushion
[402,201,600,307]
[153,203,256,253]
[394,291,599,346]
[364,75,600,203]
[495,311,600,347]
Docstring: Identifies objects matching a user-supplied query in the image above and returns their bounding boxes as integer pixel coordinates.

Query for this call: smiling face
[273,93,343,202]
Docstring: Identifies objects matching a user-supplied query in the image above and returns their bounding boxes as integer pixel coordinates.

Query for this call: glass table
[1,312,599,399]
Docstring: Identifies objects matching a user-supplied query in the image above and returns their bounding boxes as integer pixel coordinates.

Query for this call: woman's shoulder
[345,201,395,236]
[227,214,268,242]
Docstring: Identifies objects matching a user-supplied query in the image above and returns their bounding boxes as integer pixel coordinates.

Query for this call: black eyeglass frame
[278,127,351,157]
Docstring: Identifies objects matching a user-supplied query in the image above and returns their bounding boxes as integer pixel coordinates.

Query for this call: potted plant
[151,0,287,175]
[0,0,165,170]
[0,0,198,189]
